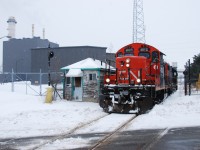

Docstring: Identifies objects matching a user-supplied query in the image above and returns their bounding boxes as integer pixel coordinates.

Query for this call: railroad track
[89,115,137,150]
[0,113,138,149]
[31,113,111,150]
[0,113,109,150]
[34,113,136,149]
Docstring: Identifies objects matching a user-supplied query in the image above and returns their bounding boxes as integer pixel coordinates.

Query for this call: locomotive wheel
[137,97,154,115]
[103,107,109,113]
[153,97,161,104]
[154,90,165,104]
[122,105,131,113]
[113,104,124,113]
[99,98,110,113]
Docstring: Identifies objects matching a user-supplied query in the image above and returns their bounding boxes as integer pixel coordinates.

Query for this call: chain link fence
[0,71,64,98]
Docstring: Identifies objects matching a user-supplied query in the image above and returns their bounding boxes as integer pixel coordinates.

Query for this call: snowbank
[0,83,105,138]
[126,91,200,130]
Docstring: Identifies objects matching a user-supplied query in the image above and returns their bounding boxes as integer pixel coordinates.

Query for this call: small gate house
[61,58,112,102]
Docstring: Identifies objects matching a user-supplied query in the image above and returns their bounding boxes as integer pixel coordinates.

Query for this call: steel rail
[30,113,110,150]
[89,115,137,150]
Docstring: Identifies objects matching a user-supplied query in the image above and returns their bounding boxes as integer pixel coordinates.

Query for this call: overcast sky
[1,0,200,69]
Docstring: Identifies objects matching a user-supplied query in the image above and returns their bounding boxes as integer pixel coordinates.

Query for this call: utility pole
[133,0,145,43]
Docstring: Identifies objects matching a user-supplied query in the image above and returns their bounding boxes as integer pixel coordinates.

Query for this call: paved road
[96,126,200,150]
[1,126,200,149]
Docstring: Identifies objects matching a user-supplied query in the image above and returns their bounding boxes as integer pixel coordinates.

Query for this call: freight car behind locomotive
[99,43,178,114]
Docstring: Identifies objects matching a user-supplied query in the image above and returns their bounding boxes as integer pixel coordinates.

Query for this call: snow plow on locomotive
[99,43,178,114]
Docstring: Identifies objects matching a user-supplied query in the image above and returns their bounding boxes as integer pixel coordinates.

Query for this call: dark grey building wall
[31,46,107,73]
[2,40,112,84]
[106,53,116,67]
[3,37,58,73]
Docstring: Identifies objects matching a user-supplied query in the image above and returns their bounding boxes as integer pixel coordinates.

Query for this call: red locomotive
[99,43,177,114]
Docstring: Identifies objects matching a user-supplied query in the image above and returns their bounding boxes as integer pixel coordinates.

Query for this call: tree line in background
[185,53,200,80]
[191,53,200,79]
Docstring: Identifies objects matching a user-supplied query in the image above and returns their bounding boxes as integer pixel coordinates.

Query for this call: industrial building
[1,16,115,86]
[3,37,59,73]
[0,37,58,83]
[1,37,115,84]
[31,46,115,84]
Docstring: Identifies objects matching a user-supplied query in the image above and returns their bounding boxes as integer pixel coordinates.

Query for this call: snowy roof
[61,58,113,70]
[65,69,83,77]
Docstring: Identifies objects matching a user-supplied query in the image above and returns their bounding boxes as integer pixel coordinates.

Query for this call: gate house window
[89,73,97,81]
[66,77,71,86]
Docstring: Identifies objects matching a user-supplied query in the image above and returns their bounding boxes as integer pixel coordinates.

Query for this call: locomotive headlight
[106,78,110,83]
[126,64,130,67]
[136,79,141,83]
[126,58,131,63]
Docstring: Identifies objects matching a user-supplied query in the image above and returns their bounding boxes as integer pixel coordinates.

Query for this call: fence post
[11,69,14,92]
[39,69,42,96]
[184,74,187,95]
[183,63,188,96]
[26,73,27,95]
[188,59,191,96]
[63,72,66,99]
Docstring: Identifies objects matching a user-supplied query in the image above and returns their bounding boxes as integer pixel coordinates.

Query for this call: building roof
[61,58,112,70]
[65,69,83,77]
[32,45,106,51]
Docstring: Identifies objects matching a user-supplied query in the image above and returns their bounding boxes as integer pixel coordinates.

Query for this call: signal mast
[133,0,145,43]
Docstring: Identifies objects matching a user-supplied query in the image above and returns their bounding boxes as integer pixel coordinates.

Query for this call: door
[74,77,82,100]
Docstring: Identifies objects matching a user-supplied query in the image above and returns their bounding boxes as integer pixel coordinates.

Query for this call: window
[66,77,71,86]
[89,73,97,81]
[152,51,159,62]
[139,47,150,51]
[124,47,134,56]
[117,52,123,57]
[139,52,150,58]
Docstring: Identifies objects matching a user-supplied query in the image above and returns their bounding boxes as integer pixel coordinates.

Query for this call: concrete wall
[82,70,98,101]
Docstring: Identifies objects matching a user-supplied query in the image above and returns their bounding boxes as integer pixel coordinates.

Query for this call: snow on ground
[0,82,105,138]
[0,82,200,140]
[125,86,200,130]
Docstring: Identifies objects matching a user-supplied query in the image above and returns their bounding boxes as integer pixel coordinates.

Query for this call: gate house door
[74,77,82,100]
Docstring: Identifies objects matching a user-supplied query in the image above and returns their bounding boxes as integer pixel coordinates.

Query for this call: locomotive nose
[116,56,147,84]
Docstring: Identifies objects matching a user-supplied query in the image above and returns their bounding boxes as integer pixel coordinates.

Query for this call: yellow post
[196,74,200,90]
[45,87,53,103]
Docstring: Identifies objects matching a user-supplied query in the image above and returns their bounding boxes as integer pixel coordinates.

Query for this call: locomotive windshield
[139,52,150,58]
[124,47,134,56]
[139,47,150,51]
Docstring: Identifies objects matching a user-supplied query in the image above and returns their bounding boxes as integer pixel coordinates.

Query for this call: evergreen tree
[190,53,200,80]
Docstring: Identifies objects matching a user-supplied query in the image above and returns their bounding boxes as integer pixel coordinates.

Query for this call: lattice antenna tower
[133,0,145,43]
